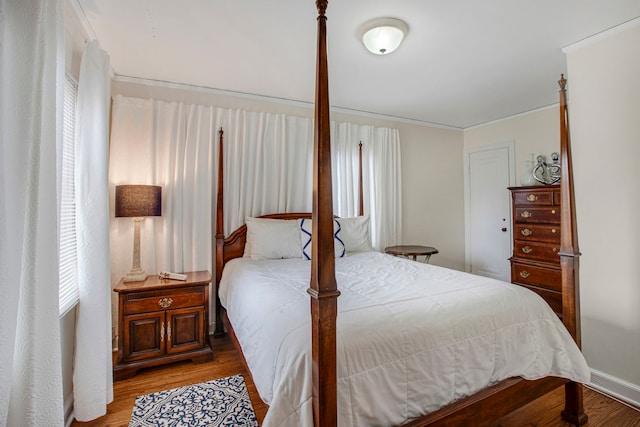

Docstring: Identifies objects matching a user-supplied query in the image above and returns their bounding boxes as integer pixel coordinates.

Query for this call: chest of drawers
[509,185,562,318]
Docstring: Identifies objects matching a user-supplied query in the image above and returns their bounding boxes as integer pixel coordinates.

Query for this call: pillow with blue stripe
[299,218,346,260]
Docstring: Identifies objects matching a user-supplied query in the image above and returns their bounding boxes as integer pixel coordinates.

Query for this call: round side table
[384,245,439,263]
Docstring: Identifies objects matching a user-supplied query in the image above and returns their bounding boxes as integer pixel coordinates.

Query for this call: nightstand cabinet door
[166,306,205,355]
[123,311,165,362]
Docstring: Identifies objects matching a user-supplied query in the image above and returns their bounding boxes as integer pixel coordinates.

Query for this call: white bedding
[219,251,590,427]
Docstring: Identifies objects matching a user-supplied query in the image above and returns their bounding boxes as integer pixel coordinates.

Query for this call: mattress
[218,251,590,427]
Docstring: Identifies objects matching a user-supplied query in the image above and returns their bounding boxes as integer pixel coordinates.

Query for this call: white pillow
[337,216,373,253]
[245,217,302,260]
[299,218,346,260]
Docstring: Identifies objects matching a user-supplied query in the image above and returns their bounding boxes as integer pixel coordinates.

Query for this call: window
[59,74,79,316]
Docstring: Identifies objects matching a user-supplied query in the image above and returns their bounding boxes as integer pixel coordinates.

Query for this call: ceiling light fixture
[359,17,409,55]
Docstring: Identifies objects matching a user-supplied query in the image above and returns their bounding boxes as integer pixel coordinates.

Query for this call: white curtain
[0,0,65,425]
[73,40,113,421]
[109,96,402,327]
[109,97,217,280]
[332,123,402,250]
[218,109,314,233]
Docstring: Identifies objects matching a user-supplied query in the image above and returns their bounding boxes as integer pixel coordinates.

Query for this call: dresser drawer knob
[527,194,537,202]
[553,248,558,252]
[520,270,530,278]
[551,209,556,214]
[522,246,533,254]
[158,297,173,308]
[521,211,532,218]
[551,228,557,233]
[521,228,532,236]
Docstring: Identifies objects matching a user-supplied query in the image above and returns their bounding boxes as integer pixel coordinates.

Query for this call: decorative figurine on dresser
[509,185,563,318]
[113,270,214,380]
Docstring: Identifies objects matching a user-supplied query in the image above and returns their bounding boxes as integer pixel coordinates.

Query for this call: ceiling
[76,0,640,129]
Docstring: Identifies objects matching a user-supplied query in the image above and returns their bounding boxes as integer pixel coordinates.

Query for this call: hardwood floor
[72,335,639,426]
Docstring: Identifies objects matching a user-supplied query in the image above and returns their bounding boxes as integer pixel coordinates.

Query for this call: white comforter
[219,252,590,427]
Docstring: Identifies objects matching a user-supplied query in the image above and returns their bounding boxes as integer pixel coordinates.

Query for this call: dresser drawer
[513,240,560,263]
[513,190,554,206]
[514,207,560,224]
[123,287,205,315]
[511,261,561,292]
[514,224,560,243]
[514,283,562,317]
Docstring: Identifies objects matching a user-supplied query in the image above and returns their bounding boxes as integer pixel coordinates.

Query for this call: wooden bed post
[557,75,587,425]
[358,142,364,217]
[214,127,225,337]
[308,1,340,426]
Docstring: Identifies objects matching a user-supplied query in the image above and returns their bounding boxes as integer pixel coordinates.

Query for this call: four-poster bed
[213,2,588,426]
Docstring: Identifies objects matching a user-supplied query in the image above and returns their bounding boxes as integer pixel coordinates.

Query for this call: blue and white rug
[129,374,258,427]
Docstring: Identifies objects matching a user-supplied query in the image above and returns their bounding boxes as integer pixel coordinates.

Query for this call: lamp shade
[115,185,162,217]
[359,18,408,55]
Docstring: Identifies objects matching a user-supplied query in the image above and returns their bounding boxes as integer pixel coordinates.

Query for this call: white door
[464,142,514,281]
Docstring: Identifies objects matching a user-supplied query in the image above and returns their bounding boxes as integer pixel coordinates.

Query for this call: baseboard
[589,368,640,409]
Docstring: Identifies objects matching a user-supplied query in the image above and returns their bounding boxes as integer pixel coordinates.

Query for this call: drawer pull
[527,194,537,202]
[553,247,558,252]
[520,270,530,278]
[551,228,557,234]
[158,297,173,308]
[521,228,532,236]
[160,322,165,342]
[551,209,556,214]
[522,246,533,254]
[521,211,532,218]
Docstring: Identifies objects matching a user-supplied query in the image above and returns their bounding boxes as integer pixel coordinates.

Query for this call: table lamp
[115,185,162,282]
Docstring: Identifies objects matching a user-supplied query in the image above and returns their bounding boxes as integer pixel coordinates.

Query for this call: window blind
[59,75,79,316]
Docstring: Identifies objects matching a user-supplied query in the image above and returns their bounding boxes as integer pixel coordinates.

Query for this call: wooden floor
[72,335,639,427]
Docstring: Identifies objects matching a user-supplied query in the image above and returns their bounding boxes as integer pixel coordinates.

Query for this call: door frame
[463,140,516,274]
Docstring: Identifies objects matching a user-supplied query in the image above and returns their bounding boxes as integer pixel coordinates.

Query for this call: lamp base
[123,268,148,282]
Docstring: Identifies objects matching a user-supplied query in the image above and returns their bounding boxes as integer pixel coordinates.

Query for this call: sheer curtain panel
[0,0,65,425]
[331,122,402,250]
[73,40,113,422]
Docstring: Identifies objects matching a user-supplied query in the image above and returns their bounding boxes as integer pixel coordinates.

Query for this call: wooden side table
[113,270,214,381]
[385,245,439,263]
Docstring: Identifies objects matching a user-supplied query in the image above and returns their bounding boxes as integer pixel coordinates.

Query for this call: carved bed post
[557,75,587,425]
[214,128,225,337]
[358,142,364,217]
[308,1,340,426]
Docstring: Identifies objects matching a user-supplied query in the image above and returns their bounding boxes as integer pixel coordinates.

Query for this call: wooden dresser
[113,271,213,380]
[509,185,562,318]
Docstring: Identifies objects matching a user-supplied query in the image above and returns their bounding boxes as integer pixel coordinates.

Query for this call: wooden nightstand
[113,270,214,381]
[385,245,439,263]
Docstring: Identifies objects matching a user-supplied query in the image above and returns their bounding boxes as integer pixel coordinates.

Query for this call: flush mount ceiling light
[359,17,409,55]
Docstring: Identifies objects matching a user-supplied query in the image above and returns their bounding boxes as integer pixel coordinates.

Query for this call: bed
[213,2,589,426]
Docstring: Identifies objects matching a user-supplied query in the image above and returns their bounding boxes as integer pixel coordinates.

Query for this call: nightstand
[113,270,214,381]
[385,245,439,263]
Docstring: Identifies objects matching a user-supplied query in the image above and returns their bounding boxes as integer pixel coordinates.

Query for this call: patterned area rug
[129,374,258,427]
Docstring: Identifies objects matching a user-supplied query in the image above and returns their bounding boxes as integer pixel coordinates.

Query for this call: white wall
[398,124,464,269]
[464,105,560,181]
[565,20,640,402]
